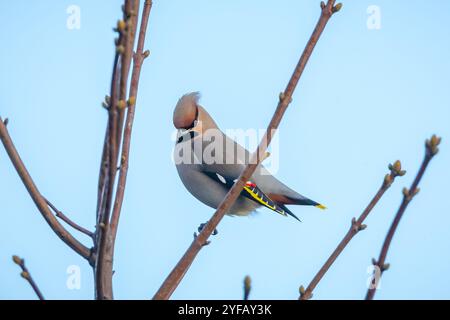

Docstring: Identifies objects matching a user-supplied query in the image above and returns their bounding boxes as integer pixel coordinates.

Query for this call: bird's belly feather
[176,164,259,216]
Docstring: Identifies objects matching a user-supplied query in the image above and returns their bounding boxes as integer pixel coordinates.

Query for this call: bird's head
[173,92,218,144]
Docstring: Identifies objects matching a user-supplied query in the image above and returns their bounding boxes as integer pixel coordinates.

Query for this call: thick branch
[152,0,341,300]
[104,0,139,225]
[95,0,152,300]
[299,160,405,300]
[96,1,135,228]
[110,0,153,242]
[0,119,91,260]
[94,2,133,300]
[12,255,45,300]
[366,135,441,300]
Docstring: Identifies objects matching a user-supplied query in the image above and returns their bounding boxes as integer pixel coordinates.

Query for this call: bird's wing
[203,171,300,220]
[199,131,325,210]
[241,181,301,221]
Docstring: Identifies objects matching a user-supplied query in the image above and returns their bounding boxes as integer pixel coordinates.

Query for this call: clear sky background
[1,0,449,300]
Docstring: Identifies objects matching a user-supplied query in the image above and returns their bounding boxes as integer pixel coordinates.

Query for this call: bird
[173,92,326,221]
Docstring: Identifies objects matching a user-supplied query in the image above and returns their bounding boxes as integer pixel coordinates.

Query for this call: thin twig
[243,275,252,300]
[12,255,45,300]
[152,0,341,300]
[117,0,139,152]
[0,119,91,260]
[299,160,405,300]
[44,198,94,238]
[366,135,441,300]
[96,49,120,234]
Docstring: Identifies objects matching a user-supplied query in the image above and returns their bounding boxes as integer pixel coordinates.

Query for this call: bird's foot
[193,232,210,246]
[193,221,218,246]
[197,222,218,235]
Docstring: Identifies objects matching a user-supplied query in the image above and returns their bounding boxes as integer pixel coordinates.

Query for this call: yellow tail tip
[315,204,327,210]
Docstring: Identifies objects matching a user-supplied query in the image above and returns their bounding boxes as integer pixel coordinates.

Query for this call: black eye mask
[177,130,198,144]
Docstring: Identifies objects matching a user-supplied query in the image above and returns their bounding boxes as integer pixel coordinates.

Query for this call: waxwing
[173,92,325,221]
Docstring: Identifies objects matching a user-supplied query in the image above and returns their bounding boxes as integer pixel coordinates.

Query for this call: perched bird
[173,92,325,221]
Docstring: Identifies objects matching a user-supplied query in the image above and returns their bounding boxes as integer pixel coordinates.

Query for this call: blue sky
[0,0,449,299]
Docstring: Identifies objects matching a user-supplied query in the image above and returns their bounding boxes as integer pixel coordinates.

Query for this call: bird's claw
[193,221,218,246]
[197,222,218,235]
[193,232,211,246]
[197,223,206,233]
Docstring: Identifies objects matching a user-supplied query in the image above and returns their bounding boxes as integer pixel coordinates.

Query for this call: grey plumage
[173,92,325,219]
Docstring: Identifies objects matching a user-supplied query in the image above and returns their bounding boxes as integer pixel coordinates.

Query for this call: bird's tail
[268,193,327,210]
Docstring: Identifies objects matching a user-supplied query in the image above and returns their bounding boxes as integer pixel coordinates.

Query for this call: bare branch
[110,0,153,243]
[44,198,94,239]
[12,255,45,300]
[366,135,441,300]
[94,1,134,300]
[0,119,91,260]
[299,160,405,300]
[152,0,341,300]
[95,0,152,300]
[96,5,130,229]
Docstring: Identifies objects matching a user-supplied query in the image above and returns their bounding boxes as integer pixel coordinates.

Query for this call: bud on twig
[127,96,136,107]
[299,285,312,299]
[117,20,126,32]
[243,275,251,300]
[426,134,441,157]
[116,45,125,54]
[402,187,409,197]
[118,100,127,110]
[12,255,23,265]
[388,160,406,177]
[402,187,419,201]
[299,285,305,295]
[333,3,343,13]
